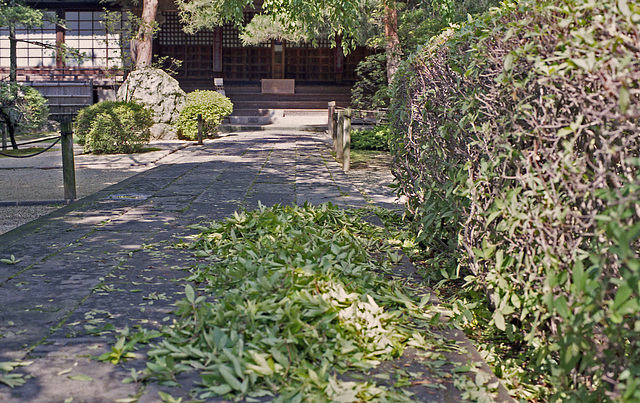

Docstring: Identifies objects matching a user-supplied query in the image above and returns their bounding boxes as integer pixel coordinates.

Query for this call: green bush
[351,53,389,111]
[0,82,49,147]
[73,101,153,154]
[389,0,640,400]
[351,125,391,151]
[174,90,233,140]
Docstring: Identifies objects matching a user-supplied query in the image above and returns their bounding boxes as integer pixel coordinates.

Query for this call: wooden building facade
[156,10,369,86]
[1,1,370,92]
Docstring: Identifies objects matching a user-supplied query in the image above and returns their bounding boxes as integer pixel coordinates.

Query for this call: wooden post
[328,101,336,151]
[336,110,345,161]
[343,108,351,172]
[197,113,203,145]
[60,118,76,200]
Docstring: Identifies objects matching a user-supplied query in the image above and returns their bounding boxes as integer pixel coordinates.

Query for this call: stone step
[224,84,352,94]
[230,108,328,117]
[227,93,351,102]
[226,109,328,125]
[230,100,347,110]
[178,81,352,112]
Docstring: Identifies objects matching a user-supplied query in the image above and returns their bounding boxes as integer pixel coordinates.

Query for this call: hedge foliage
[389,0,640,400]
[175,90,233,140]
[73,101,153,154]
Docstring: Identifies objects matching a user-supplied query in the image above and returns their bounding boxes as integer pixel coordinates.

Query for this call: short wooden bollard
[197,113,204,145]
[328,101,336,152]
[336,110,345,161]
[342,108,351,172]
[60,119,76,200]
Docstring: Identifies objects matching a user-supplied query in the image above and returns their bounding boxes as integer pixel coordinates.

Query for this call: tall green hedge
[389,0,640,400]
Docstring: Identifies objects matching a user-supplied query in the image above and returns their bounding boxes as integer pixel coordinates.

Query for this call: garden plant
[73,101,154,154]
[174,90,233,141]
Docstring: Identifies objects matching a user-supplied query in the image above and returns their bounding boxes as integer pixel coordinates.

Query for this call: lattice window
[159,13,184,45]
[222,24,242,47]
[159,12,215,46]
[221,12,269,48]
[314,38,332,48]
[65,11,130,68]
[0,12,57,68]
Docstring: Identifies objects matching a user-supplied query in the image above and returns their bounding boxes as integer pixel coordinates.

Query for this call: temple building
[1,0,369,104]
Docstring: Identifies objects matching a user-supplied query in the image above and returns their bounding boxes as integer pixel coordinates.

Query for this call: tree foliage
[0,0,44,28]
[239,14,306,46]
[351,0,498,109]
[175,0,370,52]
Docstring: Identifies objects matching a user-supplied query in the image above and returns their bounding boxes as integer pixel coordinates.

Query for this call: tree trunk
[134,0,159,68]
[7,122,18,150]
[384,2,400,85]
[9,23,17,83]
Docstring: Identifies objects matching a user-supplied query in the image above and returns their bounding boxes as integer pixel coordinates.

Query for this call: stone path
[0,131,511,402]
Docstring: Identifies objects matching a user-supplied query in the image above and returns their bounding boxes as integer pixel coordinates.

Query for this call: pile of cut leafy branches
[106,203,479,401]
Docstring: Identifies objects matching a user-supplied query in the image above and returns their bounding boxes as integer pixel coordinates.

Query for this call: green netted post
[60,117,76,201]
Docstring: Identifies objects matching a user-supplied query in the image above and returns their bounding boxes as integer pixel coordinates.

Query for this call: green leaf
[503,53,514,72]
[619,0,632,17]
[554,296,571,319]
[571,259,587,294]
[613,283,633,311]
[452,365,472,373]
[184,284,195,304]
[493,311,506,331]
[68,375,93,381]
[208,384,233,396]
[619,85,630,113]
[219,365,243,391]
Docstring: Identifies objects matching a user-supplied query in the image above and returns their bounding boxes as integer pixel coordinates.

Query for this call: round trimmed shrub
[174,90,233,140]
[73,101,153,154]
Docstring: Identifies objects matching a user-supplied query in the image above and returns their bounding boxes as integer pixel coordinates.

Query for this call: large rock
[117,68,186,139]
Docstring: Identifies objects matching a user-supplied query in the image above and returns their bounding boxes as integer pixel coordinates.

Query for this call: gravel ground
[0,140,187,235]
[0,205,59,235]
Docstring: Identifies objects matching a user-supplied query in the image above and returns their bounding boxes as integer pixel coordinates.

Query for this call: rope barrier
[0,136,61,158]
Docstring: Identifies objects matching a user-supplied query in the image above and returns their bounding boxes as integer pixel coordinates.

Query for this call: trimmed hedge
[73,101,153,154]
[174,90,233,140]
[389,0,640,400]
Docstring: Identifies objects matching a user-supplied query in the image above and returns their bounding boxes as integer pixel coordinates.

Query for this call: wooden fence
[328,102,385,172]
[25,80,93,117]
